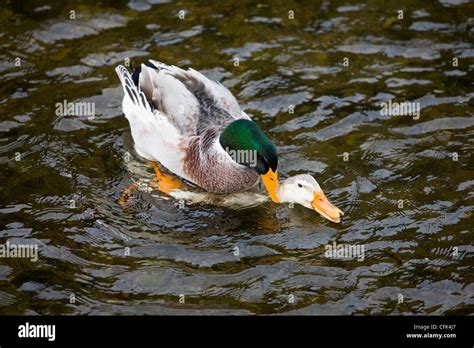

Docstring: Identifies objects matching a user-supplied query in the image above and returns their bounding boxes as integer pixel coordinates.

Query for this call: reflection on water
[0,0,473,315]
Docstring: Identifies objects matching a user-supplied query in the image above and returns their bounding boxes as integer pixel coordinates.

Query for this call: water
[1,0,473,315]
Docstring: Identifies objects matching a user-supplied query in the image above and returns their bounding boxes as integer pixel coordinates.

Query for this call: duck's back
[136,60,250,135]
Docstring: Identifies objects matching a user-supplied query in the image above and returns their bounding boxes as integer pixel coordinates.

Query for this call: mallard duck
[115,60,343,223]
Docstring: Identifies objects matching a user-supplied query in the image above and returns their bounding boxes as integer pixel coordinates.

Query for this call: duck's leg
[147,161,181,194]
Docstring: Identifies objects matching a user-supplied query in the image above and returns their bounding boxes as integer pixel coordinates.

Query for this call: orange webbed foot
[147,161,181,194]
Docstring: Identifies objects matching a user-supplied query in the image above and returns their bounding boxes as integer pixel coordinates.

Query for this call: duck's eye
[298,183,303,188]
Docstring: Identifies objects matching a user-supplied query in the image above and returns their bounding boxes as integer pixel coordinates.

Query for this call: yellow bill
[260,168,279,203]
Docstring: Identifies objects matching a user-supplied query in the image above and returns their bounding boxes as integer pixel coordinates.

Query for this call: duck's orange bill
[260,168,279,203]
[311,191,344,223]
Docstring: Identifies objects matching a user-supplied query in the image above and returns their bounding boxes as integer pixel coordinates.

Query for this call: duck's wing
[115,65,187,179]
[133,62,202,137]
[141,60,251,136]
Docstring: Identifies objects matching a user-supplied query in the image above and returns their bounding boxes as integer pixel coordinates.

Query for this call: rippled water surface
[1,0,473,315]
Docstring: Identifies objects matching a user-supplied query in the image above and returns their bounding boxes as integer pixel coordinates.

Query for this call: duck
[115,60,343,223]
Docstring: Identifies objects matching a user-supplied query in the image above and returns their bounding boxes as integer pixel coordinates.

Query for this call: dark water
[1,0,473,315]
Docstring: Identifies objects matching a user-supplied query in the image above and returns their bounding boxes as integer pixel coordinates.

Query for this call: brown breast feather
[183,128,259,194]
